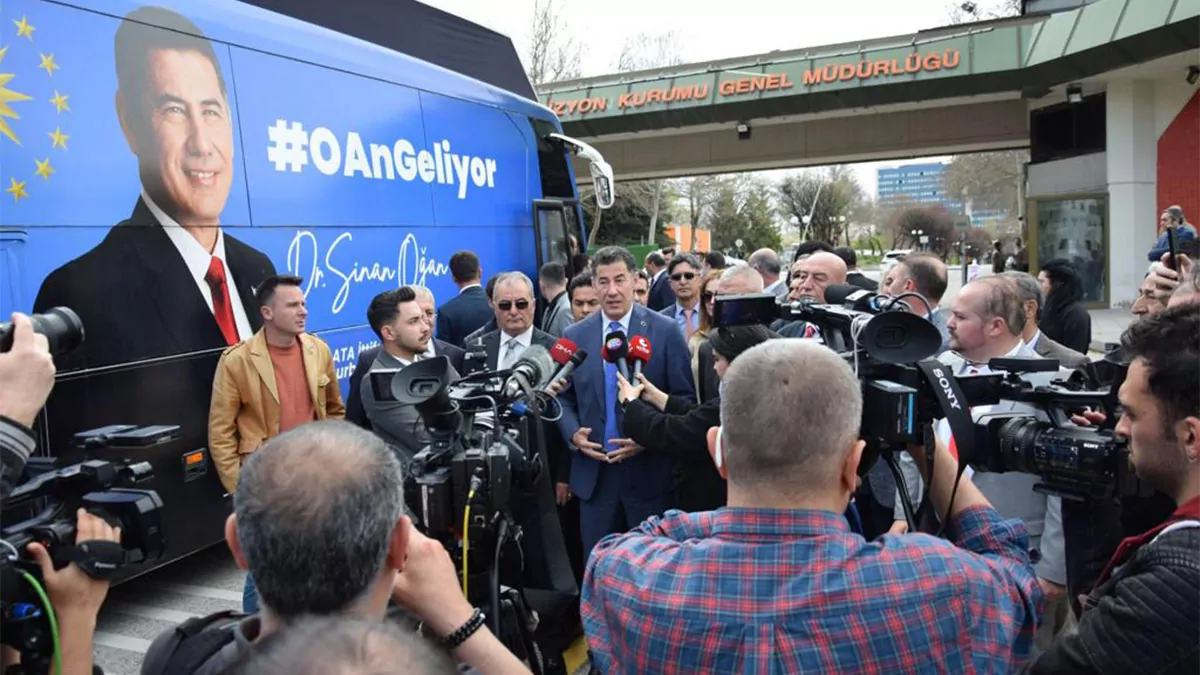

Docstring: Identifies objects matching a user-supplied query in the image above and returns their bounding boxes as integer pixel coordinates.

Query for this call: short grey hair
[719,264,764,292]
[225,615,456,675]
[747,248,782,276]
[492,271,534,297]
[721,340,862,491]
[234,422,404,618]
[413,285,435,306]
[1000,271,1043,314]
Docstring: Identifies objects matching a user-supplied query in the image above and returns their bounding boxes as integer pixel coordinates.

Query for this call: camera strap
[915,359,975,474]
[54,539,126,580]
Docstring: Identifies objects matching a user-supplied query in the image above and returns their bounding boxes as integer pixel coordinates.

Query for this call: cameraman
[2,510,122,675]
[583,340,1043,674]
[1026,304,1199,674]
[0,314,57,500]
[141,422,530,675]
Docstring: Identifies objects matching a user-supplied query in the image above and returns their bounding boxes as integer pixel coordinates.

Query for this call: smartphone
[1166,225,1179,271]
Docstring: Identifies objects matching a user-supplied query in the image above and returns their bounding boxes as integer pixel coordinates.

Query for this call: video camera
[1,308,170,673]
[371,346,576,674]
[2,455,166,673]
[712,286,1129,511]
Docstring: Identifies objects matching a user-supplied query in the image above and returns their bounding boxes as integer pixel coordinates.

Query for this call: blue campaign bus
[0,0,612,574]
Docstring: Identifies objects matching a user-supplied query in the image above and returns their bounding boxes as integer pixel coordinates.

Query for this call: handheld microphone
[500,344,554,399]
[627,335,651,380]
[603,330,630,380]
[544,339,587,393]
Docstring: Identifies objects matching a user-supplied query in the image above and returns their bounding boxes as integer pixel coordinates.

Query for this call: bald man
[775,252,847,338]
[748,248,788,302]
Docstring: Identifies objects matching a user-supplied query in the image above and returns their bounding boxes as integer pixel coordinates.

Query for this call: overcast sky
[417,0,1002,196]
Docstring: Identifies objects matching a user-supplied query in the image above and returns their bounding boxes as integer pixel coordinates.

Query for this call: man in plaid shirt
[583,339,1044,674]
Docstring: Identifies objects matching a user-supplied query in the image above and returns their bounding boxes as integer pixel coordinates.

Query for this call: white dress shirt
[143,190,254,341]
[1027,330,1042,351]
[497,326,534,371]
[423,339,438,360]
[599,307,633,342]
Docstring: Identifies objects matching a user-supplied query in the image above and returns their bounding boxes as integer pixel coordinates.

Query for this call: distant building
[877,161,1008,228]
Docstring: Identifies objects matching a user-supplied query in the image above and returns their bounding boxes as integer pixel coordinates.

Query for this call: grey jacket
[361,350,460,467]
[893,344,1068,585]
[541,290,573,338]
[1033,332,1089,370]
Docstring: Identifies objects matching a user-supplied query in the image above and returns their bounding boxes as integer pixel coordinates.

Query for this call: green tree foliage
[708,176,782,256]
[580,181,676,248]
[890,207,958,258]
[777,166,864,245]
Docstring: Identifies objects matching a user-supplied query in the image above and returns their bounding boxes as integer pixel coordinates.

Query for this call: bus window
[533,199,570,273]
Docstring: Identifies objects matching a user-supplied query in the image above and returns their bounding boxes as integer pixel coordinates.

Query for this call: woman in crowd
[617,325,776,513]
[1039,258,1092,354]
[689,270,723,395]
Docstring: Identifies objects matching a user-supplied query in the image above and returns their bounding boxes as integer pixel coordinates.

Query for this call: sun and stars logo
[2,11,70,203]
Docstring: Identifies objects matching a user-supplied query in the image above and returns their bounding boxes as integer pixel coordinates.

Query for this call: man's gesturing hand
[571,427,608,461]
[0,313,56,427]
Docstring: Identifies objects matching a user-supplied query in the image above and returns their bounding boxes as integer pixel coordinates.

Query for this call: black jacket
[1040,300,1092,355]
[436,285,492,347]
[846,271,879,291]
[622,395,724,512]
[345,340,465,429]
[647,271,676,312]
[695,340,720,405]
[1025,525,1200,675]
[33,199,276,370]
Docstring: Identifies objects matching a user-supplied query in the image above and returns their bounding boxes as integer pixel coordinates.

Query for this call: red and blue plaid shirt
[582,505,1043,674]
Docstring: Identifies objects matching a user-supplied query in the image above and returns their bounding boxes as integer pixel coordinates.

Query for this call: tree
[777,167,865,245]
[947,0,1022,23]
[579,181,676,249]
[616,32,684,72]
[707,176,782,256]
[609,31,684,245]
[525,0,582,85]
[890,207,958,258]
[943,150,1028,216]
[676,176,720,230]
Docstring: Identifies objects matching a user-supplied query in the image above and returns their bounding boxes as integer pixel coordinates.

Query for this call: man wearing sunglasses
[661,254,703,341]
[463,272,557,375]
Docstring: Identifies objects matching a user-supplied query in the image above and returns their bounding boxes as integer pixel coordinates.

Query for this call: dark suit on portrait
[555,304,695,554]
[436,285,492,347]
[646,271,676,312]
[346,340,465,429]
[33,199,276,370]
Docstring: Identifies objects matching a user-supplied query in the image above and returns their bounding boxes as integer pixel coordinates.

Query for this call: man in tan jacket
[208,273,344,612]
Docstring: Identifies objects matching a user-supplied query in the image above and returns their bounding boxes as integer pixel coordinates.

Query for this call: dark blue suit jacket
[436,285,492,347]
[647,271,676,312]
[555,303,695,501]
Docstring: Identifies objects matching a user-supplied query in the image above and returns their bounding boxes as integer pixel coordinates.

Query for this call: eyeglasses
[496,299,531,311]
[670,272,696,282]
[702,291,715,301]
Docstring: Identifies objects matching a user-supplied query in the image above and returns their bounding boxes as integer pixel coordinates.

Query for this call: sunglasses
[703,291,715,301]
[670,272,697,282]
[496,299,531,311]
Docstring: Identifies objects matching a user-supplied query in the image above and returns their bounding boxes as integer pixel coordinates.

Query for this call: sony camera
[712,288,1129,504]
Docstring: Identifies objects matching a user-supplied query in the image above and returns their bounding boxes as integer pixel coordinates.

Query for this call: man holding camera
[0,314,123,675]
[583,339,1042,673]
[891,276,1069,642]
[1025,304,1199,674]
[141,421,531,675]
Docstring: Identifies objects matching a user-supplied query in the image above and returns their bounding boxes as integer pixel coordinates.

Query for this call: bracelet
[439,608,485,649]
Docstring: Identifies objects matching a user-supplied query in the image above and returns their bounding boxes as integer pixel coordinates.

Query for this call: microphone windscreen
[823,283,861,306]
[628,335,652,362]
[550,338,578,365]
[603,330,629,361]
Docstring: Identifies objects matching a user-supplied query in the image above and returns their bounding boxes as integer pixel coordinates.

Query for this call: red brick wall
[1157,90,1200,222]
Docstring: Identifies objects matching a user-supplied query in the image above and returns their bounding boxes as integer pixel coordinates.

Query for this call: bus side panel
[0,0,544,573]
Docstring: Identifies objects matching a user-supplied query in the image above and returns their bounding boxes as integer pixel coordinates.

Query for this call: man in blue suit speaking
[556,247,696,555]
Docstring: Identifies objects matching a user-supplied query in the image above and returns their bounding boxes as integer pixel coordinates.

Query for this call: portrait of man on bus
[33,6,275,370]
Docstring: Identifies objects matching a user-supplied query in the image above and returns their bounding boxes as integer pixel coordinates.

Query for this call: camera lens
[0,306,85,356]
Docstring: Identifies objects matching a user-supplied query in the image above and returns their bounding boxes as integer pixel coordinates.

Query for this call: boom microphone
[627,335,651,380]
[500,344,554,399]
[603,330,630,380]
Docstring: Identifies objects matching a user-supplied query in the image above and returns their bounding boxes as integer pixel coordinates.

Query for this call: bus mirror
[590,159,614,210]
[548,132,616,210]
